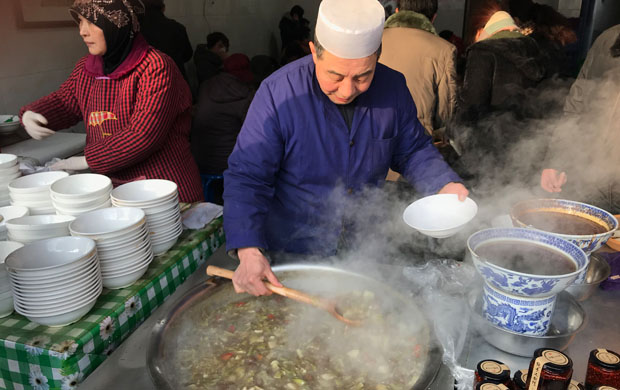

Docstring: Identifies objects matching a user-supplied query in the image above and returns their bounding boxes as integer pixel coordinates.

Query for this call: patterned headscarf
[70,0,144,33]
[70,0,145,74]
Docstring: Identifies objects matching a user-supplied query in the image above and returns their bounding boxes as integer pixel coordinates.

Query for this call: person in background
[194,32,229,85]
[439,29,466,75]
[379,0,458,182]
[190,54,256,204]
[380,0,457,139]
[20,0,203,202]
[224,0,468,296]
[140,0,192,80]
[447,1,547,189]
[540,24,620,214]
[279,5,310,51]
[250,55,279,88]
[508,0,577,78]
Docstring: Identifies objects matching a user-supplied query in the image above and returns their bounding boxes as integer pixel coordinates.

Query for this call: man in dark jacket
[191,54,255,203]
[140,0,193,80]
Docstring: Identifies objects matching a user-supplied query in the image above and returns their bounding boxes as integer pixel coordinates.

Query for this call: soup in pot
[518,211,608,235]
[174,291,428,390]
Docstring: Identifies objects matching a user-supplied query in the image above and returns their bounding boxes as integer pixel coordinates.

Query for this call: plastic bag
[403,259,477,390]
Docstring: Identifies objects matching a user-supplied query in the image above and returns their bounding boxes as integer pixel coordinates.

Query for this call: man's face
[310,41,377,105]
[210,41,228,59]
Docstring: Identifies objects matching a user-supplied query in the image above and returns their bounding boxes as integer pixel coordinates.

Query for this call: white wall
[0,0,319,121]
[435,0,466,37]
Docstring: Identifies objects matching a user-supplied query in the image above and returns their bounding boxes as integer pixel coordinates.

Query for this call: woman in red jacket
[20,0,203,202]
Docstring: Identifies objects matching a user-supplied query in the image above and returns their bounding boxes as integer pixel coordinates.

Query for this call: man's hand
[540,169,567,193]
[233,247,283,296]
[22,111,55,140]
[438,182,469,201]
[50,156,89,172]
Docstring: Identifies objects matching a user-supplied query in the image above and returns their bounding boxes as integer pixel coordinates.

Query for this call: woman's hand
[233,247,282,296]
[50,156,89,171]
[22,111,55,140]
[438,182,469,201]
[540,169,567,193]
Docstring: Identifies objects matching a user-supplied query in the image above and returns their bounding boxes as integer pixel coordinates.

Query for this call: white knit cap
[315,0,385,59]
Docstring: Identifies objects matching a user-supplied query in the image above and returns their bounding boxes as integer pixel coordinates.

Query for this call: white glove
[22,111,55,140]
[50,156,89,172]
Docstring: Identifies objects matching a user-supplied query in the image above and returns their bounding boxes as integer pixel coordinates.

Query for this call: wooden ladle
[206,265,362,327]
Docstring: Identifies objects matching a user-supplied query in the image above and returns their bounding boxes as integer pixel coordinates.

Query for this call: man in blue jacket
[224,0,468,296]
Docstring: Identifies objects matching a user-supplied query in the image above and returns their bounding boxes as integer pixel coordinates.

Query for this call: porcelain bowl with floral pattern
[468,228,588,298]
[511,199,618,255]
[482,281,557,336]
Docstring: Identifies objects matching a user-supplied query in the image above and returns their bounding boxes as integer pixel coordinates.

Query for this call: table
[0,220,223,390]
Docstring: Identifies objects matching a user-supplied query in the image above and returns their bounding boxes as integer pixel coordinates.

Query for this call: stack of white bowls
[0,206,30,241]
[111,180,182,255]
[8,171,69,215]
[5,237,102,327]
[51,174,112,217]
[6,215,75,244]
[0,154,21,207]
[0,241,24,318]
[70,207,153,289]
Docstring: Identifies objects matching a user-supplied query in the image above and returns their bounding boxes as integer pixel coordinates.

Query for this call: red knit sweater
[20,35,203,202]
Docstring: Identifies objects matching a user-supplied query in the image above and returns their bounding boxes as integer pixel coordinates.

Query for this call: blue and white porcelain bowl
[511,199,618,255]
[482,281,556,336]
[468,228,588,297]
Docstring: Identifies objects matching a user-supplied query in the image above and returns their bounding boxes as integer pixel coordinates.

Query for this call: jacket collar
[384,10,437,35]
[84,34,150,80]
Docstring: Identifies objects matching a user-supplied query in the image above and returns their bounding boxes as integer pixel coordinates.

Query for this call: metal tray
[468,289,586,357]
[147,264,443,389]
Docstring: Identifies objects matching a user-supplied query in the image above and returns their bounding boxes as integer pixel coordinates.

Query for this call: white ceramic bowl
[54,199,112,217]
[8,171,69,194]
[10,198,53,208]
[7,229,71,245]
[5,236,96,273]
[151,237,180,255]
[10,259,99,290]
[403,194,478,238]
[7,254,98,284]
[112,191,178,208]
[0,154,17,169]
[11,264,100,296]
[0,295,14,318]
[111,179,177,203]
[9,191,52,203]
[14,279,101,308]
[0,164,19,177]
[6,215,74,232]
[96,227,149,251]
[0,171,21,183]
[0,241,24,272]
[0,116,20,135]
[69,207,145,237]
[100,249,152,270]
[52,192,111,209]
[16,293,100,327]
[0,205,29,225]
[101,263,150,289]
[50,174,112,200]
[95,225,148,248]
[98,237,151,260]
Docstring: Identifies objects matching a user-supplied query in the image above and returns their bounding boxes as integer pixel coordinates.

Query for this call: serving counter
[0,218,224,390]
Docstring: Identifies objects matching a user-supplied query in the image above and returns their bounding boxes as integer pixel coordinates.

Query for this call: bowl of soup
[467,228,588,297]
[510,199,618,255]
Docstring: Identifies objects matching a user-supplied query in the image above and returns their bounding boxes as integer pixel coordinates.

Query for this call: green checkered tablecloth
[0,218,224,390]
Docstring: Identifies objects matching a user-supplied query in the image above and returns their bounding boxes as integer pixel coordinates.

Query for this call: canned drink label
[596,349,620,365]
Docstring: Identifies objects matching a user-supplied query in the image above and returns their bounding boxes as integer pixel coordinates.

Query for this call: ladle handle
[206,265,323,308]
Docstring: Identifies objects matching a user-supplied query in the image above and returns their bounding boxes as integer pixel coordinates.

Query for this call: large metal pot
[147,264,442,389]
